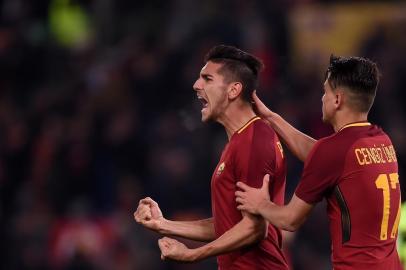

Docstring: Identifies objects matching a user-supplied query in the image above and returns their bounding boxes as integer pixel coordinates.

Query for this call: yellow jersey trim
[338,122,371,132]
[237,117,261,134]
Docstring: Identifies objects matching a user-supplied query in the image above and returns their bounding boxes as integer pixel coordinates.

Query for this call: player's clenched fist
[158,237,196,262]
[133,197,164,232]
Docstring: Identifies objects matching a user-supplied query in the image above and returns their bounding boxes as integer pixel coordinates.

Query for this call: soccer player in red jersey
[133,45,289,269]
[236,55,402,270]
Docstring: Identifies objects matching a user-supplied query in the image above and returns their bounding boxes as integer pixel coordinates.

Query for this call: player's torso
[210,118,288,270]
[210,119,286,237]
[326,125,401,269]
[211,142,240,233]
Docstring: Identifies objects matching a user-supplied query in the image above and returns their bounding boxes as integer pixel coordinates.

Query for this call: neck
[331,109,369,132]
[217,100,257,140]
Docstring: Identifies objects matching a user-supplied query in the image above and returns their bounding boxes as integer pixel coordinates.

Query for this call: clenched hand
[133,197,164,232]
[158,237,196,262]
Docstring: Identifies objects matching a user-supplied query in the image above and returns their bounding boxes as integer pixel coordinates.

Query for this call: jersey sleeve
[295,139,342,204]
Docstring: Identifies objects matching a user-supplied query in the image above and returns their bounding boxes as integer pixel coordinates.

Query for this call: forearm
[257,201,298,231]
[190,215,267,261]
[266,112,316,162]
[257,195,312,232]
[159,218,216,242]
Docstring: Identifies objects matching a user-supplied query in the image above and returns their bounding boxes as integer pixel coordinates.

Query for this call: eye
[202,75,212,82]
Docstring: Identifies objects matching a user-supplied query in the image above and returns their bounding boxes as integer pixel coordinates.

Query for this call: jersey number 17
[375,173,401,240]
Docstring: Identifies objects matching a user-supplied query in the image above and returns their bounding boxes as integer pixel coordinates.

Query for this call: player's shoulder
[231,118,276,148]
[249,118,278,143]
[311,133,337,152]
[332,124,389,147]
[306,132,350,164]
[252,117,276,133]
[235,117,275,137]
[309,124,386,161]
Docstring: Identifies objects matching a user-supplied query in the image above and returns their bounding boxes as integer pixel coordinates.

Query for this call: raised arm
[134,197,215,242]
[252,91,316,162]
[158,212,267,262]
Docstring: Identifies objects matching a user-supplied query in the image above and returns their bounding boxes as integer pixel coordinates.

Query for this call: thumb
[262,174,270,191]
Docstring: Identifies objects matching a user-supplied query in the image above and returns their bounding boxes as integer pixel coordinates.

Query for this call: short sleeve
[295,140,342,204]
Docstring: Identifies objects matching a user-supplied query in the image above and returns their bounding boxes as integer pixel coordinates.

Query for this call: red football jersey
[211,117,289,270]
[295,122,402,270]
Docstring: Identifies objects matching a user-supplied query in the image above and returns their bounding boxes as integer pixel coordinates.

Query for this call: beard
[322,110,334,125]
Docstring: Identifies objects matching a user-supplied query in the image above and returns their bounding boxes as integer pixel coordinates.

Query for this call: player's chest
[211,147,235,191]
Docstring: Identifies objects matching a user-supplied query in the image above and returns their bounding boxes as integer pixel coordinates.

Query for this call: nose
[193,78,202,92]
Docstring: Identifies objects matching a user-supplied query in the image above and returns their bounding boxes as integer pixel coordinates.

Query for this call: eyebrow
[201,73,214,80]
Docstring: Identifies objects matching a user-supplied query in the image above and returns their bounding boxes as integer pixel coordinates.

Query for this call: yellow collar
[237,117,261,134]
[338,122,371,132]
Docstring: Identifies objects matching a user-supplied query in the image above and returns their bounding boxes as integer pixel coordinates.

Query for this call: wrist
[266,111,279,124]
[257,199,270,217]
[184,247,202,262]
[157,218,169,234]
[188,245,209,262]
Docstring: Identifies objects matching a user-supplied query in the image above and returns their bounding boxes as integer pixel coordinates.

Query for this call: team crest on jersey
[216,162,225,176]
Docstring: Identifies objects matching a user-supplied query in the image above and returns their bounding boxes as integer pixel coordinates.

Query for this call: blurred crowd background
[1,0,406,269]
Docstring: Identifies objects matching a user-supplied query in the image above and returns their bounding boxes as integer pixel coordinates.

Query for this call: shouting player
[134,45,289,269]
[236,55,402,270]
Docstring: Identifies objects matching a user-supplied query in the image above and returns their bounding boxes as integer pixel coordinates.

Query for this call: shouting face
[193,61,229,122]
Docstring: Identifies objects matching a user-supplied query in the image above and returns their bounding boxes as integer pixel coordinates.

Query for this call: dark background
[1,0,405,269]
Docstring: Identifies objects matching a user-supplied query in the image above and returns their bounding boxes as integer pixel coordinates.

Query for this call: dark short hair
[204,45,264,102]
[326,55,380,113]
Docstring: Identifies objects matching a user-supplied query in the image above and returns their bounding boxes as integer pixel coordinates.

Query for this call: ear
[228,82,243,100]
[334,90,344,110]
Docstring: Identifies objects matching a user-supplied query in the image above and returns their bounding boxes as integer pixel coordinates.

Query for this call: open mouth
[197,95,209,109]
